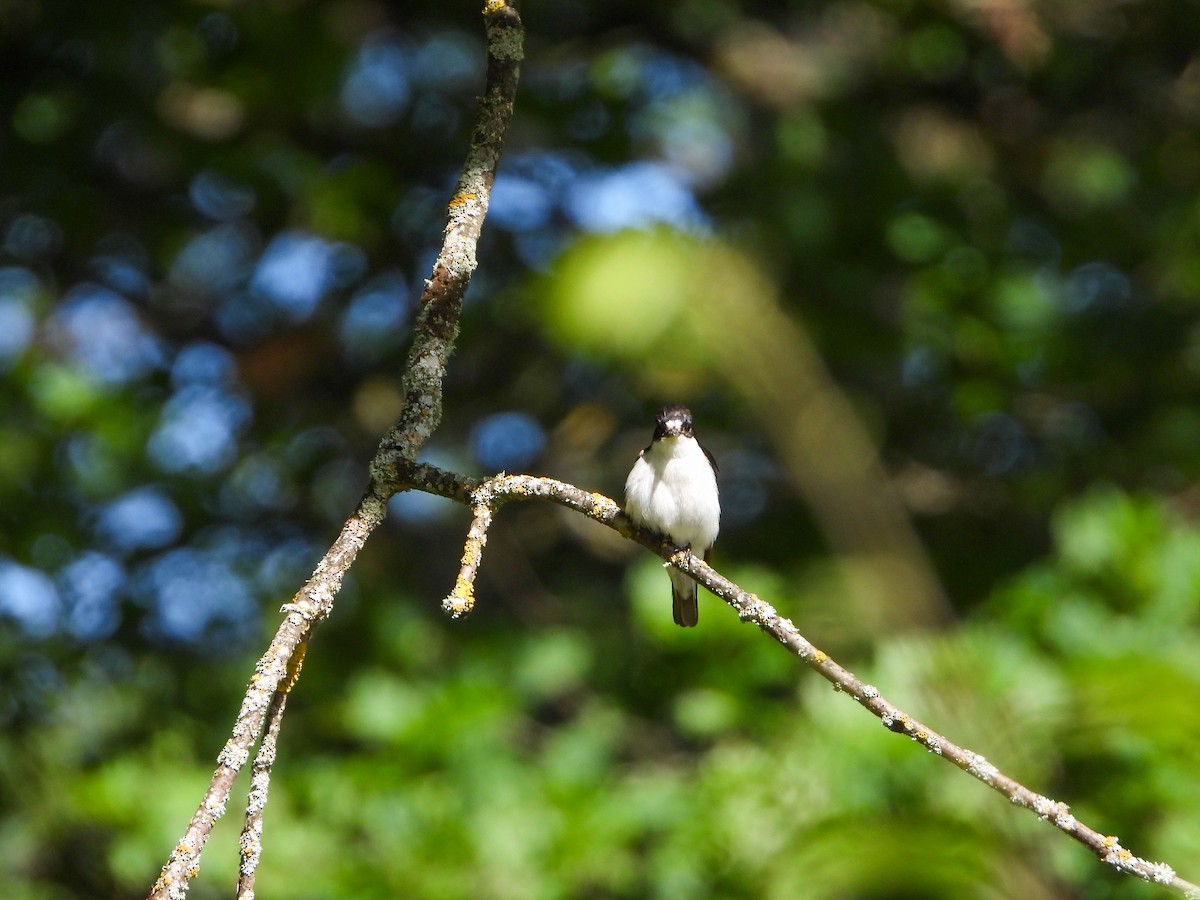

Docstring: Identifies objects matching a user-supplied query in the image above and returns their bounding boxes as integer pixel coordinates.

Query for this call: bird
[623,404,720,627]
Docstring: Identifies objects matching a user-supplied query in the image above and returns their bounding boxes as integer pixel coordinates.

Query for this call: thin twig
[236,642,306,899]
[146,5,523,897]
[396,460,1200,898]
[370,1,524,477]
[147,496,384,900]
[234,694,280,900]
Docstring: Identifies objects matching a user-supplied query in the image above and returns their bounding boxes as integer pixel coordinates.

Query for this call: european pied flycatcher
[623,404,720,627]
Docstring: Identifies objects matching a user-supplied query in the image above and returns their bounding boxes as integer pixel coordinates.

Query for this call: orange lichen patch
[283,642,307,693]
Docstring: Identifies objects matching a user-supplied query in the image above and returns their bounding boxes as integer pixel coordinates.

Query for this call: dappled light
[471,410,547,471]
[147,384,252,474]
[3,0,1200,896]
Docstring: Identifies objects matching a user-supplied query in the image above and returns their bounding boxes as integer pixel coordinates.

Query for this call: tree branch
[394,459,1200,898]
[370,0,523,475]
[142,2,1195,895]
[235,641,304,899]
[146,4,523,897]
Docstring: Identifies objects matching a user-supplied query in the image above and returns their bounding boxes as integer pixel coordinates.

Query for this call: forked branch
[146,4,523,897]
[389,459,1200,898]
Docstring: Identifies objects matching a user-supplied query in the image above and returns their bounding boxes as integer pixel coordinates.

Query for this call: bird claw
[665,546,692,568]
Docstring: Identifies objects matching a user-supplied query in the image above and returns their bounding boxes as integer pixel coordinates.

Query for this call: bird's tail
[669,568,698,627]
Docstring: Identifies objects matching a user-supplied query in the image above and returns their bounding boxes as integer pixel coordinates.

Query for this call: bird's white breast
[624,435,720,551]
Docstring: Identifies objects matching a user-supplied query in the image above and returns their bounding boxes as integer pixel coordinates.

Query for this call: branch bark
[146,4,523,897]
[143,3,1197,896]
[235,641,303,899]
[390,459,1200,899]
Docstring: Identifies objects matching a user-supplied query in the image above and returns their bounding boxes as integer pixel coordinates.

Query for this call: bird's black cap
[653,404,694,440]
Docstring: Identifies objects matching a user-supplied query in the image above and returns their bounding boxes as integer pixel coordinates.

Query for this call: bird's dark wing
[702,444,718,479]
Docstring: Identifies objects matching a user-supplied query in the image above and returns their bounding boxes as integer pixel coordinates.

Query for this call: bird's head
[653,404,695,441]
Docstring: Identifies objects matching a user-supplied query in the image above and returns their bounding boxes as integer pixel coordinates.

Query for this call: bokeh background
[3,1,1199,897]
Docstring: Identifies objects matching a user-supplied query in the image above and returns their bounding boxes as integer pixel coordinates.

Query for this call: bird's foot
[664,544,693,570]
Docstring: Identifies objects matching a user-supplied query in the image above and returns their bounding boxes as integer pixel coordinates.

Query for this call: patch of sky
[491,151,587,226]
[48,284,165,386]
[58,551,124,641]
[411,30,482,91]
[148,384,252,474]
[172,341,236,388]
[134,548,253,645]
[0,560,61,638]
[471,411,546,471]
[169,221,259,296]
[563,161,707,232]
[489,173,554,232]
[94,486,183,554]
[0,267,38,368]
[388,450,463,525]
[249,231,366,323]
[190,169,257,220]
[339,271,410,364]
[341,32,412,127]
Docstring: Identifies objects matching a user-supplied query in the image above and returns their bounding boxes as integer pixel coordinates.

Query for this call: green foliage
[990,488,1200,890]
[3,1,1200,897]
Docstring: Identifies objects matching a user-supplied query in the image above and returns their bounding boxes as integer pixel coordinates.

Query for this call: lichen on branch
[147,5,524,898]
[394,459,1199,898]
